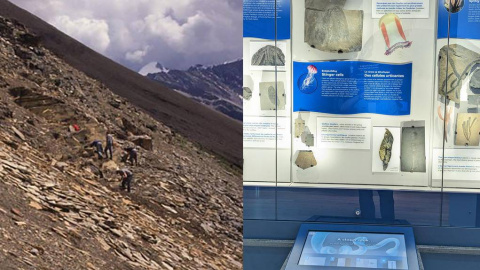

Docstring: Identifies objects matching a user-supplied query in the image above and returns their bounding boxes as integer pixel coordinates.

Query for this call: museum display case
[244,0,480,223]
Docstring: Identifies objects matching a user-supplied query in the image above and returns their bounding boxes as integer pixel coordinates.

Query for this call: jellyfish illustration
[301,65,318,90]
[379,14,412,56]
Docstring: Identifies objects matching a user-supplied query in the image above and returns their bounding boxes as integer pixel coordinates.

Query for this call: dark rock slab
[251,45,285,66]
[305,0,346,11]
[305,6,363,53]
[470,68,480,91]
[243,87,252,101]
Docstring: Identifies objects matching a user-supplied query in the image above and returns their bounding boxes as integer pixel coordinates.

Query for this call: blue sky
[10,0,242,71]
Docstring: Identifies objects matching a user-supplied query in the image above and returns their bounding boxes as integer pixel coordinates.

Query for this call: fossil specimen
[295,115,306,138]
[455,113,480,146]
[471,68,480,91]
[251,45,285,66]
[462,117,476,142]
[304,3,363,53]
[243,87,252,100]
[379,14,412,55]
[379,128,394,171]
[259,82,286,110]
[444,0,464,13]
[305,0,346,11]
[437,105,453,142]
[295,150,317,169]
[301,130,315,147]
[438,44,480,103]
[401,126,426,173]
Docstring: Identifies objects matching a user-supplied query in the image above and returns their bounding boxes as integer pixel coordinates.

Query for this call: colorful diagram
[379,14,412,56]
[298,65,318,94]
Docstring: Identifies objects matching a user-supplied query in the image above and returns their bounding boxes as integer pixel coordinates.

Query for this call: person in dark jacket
[126,147,138,166]
[116,168,133,193]
[89,140,104,159]
[105,132,114,160]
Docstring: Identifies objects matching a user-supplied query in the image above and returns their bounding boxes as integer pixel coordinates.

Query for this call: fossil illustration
[295,115,306,138]
[295,150,317,170]
[259,82,286,110]
[462,117,476,142]
[304,1,363,53]
[301,65,318,90]
[456,113,480,146]
[379,128,393,171]
[379,14,412,55]
[251,45,285,66]
[437,105,453,142]
[438,44,480,103]
[243,87,252,101]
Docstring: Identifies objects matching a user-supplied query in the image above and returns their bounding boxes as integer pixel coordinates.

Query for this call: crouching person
[116,168,133,193]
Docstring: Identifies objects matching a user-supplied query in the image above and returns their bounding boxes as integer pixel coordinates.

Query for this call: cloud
[125,46,150,63]
[8,0,243,71]
[49,16,111,54]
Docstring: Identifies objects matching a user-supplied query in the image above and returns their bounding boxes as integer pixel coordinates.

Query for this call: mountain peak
[138,62,169,76]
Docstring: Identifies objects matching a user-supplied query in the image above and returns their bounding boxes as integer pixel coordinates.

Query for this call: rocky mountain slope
[144,60,242,121]
[0,0,241,166]
[0,12,241,270]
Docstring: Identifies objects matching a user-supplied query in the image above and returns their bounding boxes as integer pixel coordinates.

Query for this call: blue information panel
[293,61,412,116]
[243,0,291,40]
[438,0,480,39]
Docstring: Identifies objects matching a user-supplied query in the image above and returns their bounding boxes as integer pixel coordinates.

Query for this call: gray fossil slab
[438,44,480,103]
[251,45,285,66]
[259,82,286,110]
[455,113,480,146]
[301,130,315,147]
[243,87,252,100]
[305,0,346,11]
[401,126,426,173]
[471,68,480,91]
[304,6,363,53]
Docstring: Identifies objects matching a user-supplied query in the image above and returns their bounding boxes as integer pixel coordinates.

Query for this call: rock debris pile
[0,16,241,269]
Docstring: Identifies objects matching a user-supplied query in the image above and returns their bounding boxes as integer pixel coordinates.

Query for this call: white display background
[290,0,437,187]
[243,37,292,183]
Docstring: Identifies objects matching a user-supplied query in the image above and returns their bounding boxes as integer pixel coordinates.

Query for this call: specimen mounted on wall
[295,150,317,169]
[251,45,286,66]
[304,0,363,53]
[455,113,480,146]
[401,125,426,173]
[438,44,480,103]
[259,82,286,110]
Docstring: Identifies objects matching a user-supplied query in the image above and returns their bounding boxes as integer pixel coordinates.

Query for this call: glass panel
[275,0,443,225]
[439,0,480,227]
[243,0,283,220]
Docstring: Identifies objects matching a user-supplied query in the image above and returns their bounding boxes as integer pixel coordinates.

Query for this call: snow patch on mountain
[139,62,169,76]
